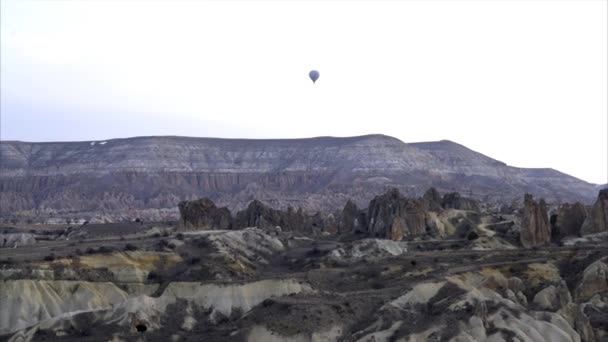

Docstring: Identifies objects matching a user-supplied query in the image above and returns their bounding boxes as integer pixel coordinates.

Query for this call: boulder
[367,188,426,240]
[551,203,587,240]
[575,258,608,302]
[520,194,551,248]
[581,189,608,234]
[507,277,525,293]
[532,281,571,311]
[178,198,233,231]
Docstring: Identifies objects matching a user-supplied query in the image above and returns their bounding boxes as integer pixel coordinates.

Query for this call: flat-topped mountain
[0,134,597,222]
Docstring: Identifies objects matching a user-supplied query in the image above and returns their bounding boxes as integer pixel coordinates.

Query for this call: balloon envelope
[309,70,320,83]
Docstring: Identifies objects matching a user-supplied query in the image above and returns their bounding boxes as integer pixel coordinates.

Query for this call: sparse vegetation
[467,231,479,240]
[97,246,114,254]
[124,243,138,251]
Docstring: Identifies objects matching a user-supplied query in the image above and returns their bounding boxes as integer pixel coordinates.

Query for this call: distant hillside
[0,134,597,222]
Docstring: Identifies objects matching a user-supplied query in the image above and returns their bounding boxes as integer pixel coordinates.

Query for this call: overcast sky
[1,0,606,184]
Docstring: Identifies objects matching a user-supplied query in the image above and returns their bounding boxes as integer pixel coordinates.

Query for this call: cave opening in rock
[136,324,147,333]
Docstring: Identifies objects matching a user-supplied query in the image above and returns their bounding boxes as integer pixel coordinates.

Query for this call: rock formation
[337,200,367,234]
[520,193,551,248]
[367,188,427,240]
[550,202,587,240]
[177,189,489,241]
[178,198,233,230]
[581,189,608,234]
[234,200,309,233]
[422,187,443,211]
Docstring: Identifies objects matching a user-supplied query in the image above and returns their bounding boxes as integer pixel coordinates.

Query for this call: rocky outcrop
[0,278,311,337]
[0,280,139,335]
[234,200,309,233]
[441,192,479,211]
[422,187,443,211]
[581,189,608,234]
[367,189,427,240]
[178,198,233,230]
[551,203,587,240]
[206,228,285,270]
[0,233,35,248]
[357,276,584,342]
[338,200,367,234]
[330,239,408,261]
[520,194,551,248]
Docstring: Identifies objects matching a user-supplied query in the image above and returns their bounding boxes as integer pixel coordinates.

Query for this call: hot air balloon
[309,70,320,84]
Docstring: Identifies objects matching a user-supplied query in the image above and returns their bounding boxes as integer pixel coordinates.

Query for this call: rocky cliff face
[581,189,608,235]
[0,135,598,222]
[521,194,551,248]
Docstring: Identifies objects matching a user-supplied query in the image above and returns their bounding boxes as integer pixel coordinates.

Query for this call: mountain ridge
[0,134,597,222]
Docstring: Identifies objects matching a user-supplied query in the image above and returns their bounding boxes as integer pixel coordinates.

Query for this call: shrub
[147,271,160,281]
[467,231,479,241]
[44,253,55,261]
[306,247,323,257]
[124,243,138,251]
[370,280,385,289]
[98,246,113,254]
[188,257,202,265]
[0,257,14,265]
[157,239,170,249]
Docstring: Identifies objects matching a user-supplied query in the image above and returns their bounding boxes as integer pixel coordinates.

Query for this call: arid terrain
[1,184,607,341]
[3,0,606,338]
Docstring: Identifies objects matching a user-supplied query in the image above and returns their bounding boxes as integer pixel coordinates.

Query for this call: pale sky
[1,0,607,184]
